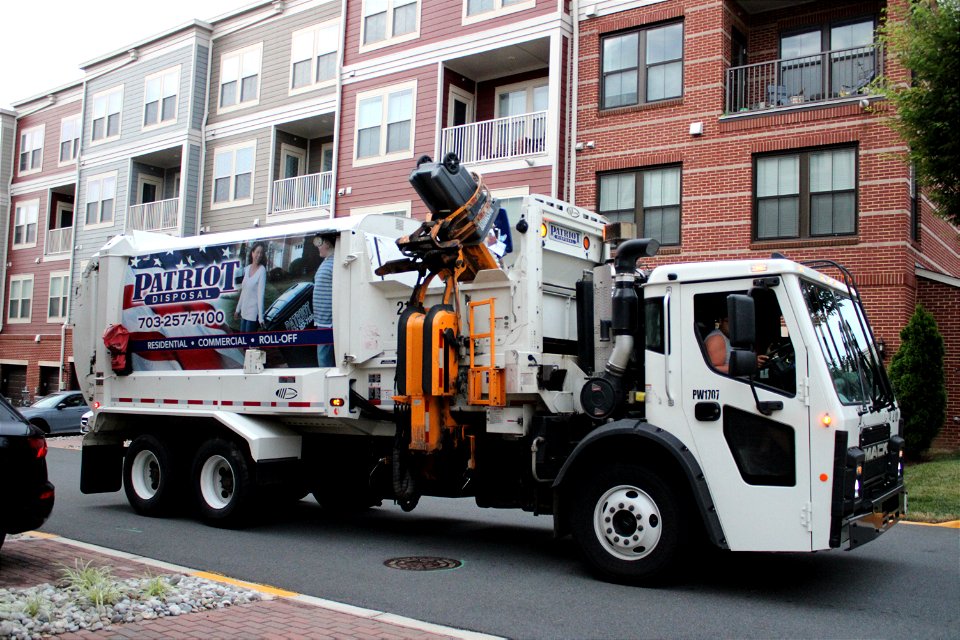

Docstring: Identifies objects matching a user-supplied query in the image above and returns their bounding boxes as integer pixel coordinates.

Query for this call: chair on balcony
[766,84,790,107]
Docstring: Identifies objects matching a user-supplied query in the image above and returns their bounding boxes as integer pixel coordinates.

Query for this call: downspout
[569,0,580,203]
[197,34,214,234]
[62,80,90,390]
[329,0,349,218]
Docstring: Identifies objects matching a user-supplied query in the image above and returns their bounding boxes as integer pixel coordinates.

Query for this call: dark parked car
[19,390,88,434]
[0,396,55,551]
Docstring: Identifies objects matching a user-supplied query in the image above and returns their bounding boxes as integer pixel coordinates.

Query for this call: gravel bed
[0,573,263,639]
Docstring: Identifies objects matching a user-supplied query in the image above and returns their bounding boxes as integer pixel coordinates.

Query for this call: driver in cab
[705,315,769,374]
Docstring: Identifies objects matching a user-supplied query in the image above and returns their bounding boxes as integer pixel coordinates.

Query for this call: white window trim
[12,199,41,250]
[210,140,258,210]
[349,201,412,217]
[90,86,124,146]
[279,144,307,178]
[218,43,263,115]
[84,171,119,230]
[289,20,340,97]
[141,65,181,132]
[18,125,45,177]
[353,80,417,168]
[136,174,165,204]
[491,186,530,201]
[447,85,476,127]
[58,115,81,167]
[7,274,34,324]
[462,0,534,26]
[47,271,71,323]
[494,79,548,117]
[359,0,422,54]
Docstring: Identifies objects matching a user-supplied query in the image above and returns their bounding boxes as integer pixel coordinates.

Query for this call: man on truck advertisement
[123,232,333,370]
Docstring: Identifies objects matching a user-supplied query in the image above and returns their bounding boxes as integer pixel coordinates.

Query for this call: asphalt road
[41,447,959,639]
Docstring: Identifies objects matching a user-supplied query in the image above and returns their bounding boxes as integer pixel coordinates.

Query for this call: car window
[31,394,67,408]
[0,398,24,421]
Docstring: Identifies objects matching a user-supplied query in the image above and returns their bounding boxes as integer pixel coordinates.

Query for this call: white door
[678,279,812,551]
[447,86,475,162]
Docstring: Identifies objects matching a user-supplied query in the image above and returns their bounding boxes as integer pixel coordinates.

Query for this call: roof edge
[79,19,214,70]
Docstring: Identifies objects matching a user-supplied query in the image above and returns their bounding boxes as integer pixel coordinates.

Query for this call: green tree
[888,305,947,456]
[877,0,960,224]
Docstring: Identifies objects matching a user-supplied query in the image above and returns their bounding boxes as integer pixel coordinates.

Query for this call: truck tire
[192,438,254,527]
[571,463,686,584]
[123,435,180,517]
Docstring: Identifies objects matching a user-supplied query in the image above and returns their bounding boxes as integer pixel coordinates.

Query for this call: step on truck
[74,154,906,583]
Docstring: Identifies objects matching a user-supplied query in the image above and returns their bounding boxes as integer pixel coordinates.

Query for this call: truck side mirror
[726,294,755,348]
[728,349,757,377]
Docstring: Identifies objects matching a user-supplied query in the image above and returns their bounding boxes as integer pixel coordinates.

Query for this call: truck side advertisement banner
[123,232,330,371]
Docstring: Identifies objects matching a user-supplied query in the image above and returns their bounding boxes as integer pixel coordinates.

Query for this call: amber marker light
[820,413,833,427]
[583,236,590,250]
[539,223,548,238]
[330,398,345,407]
[750,263,768,273]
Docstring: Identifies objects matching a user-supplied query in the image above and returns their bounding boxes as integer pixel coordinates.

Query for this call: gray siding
[202,129,272,234]
[73,158,129,286]
[183,143,201,234]
[207,2,341,125]
[0,116,13,189]
[83,45,197,152]
[192,45,210,132]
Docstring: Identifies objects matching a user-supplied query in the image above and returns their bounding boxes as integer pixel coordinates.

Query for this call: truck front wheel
[571,464,686,584]
[123,435,179,517]
[192,439,254,527]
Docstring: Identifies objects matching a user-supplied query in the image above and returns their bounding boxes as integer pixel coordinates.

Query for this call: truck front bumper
[844,482,907,550]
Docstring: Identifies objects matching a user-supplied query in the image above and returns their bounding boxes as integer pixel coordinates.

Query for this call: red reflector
[39,489,55,501]
[330,398,345,407]
[93,401,101,409]
[28,436,48,459]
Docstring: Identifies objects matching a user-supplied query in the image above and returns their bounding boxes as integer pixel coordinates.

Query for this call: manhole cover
[384,556,462,571]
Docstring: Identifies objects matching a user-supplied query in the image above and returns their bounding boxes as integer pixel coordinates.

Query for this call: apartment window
[8,275,34,323]
[85,173,117,227]
[598,166,681,246]
[212,142,256,207]
[92,87,123,142]
[465,0,531,21]
[780,18,876,100]
[220,44,262,110]
[143,67,180,127]
[13,200,40,248]
[291,23,338,91]
[601,21,683,109]
[48,273,70,322]
[59,116,81,164]
[19,126,44,174]
[355,82,415,165]
[361,0,419,49]
[755,147,857,240]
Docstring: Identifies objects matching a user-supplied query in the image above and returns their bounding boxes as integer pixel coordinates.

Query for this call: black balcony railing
[726,43,883,114]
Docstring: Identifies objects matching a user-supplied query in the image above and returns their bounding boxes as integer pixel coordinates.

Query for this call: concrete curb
[25,532,503,640]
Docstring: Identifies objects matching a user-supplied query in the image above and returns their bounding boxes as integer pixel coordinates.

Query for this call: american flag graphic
[123,243,245,371]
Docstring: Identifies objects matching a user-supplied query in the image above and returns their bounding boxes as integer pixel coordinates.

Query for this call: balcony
[128,198,179,232]
[725,44,882,114]
[45,227,72,255]
[271,171,333,215]
[441,111,548,166]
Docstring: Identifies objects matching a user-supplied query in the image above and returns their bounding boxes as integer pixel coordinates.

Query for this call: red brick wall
[917,277,960,450]
[0,329,76,403]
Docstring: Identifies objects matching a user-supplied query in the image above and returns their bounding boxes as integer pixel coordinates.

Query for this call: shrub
[888,305,947,456]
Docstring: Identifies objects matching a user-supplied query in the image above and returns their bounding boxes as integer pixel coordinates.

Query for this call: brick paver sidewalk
[1,535,490,640]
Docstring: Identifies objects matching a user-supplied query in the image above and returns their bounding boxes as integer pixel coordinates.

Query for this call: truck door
[679,279,811,552]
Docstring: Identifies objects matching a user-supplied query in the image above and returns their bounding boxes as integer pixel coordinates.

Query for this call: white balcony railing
[271,171,333,214]
[726,43,882,114]
[128,198,179,232]
[441,110,548,165]
[45,227,72,255]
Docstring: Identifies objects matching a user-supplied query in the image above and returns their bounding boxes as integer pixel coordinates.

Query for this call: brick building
[1,0,957,445]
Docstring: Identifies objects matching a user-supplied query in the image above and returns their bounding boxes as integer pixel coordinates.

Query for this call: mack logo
[863,442,888,462]
[275,388,299,400]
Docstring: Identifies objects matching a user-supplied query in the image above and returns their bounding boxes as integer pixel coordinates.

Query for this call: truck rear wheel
[192,439,254,527]
[571,463,685,584]
[123,435,179,517]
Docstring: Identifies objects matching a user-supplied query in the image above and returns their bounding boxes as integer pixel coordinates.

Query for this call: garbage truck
[74,154,906,583]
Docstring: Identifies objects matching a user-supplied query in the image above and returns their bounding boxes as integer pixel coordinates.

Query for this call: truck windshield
[800,280,894,411]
